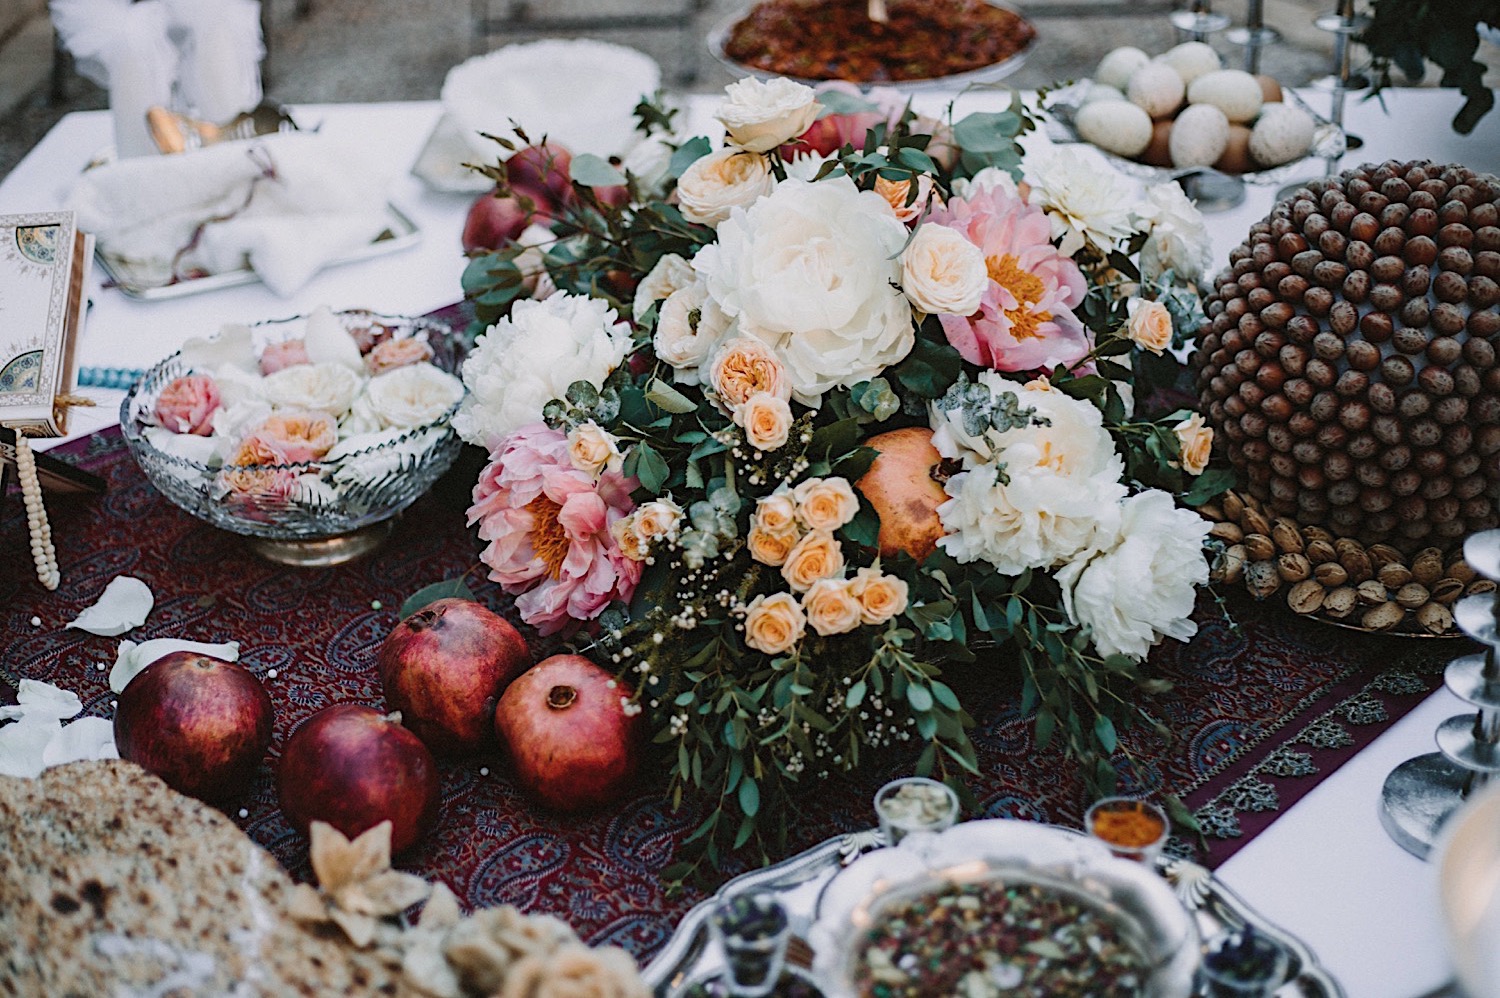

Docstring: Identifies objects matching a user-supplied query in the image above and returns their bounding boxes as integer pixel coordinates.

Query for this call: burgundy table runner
[1,416,1458,963]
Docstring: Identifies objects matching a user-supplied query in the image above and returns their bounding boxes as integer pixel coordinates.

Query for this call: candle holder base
[1379,751,1470,859]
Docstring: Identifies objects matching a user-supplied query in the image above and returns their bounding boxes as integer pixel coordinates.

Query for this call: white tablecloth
[4,89,1499,998]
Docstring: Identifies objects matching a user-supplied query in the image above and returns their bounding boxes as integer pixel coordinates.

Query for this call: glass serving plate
[119,310,466,566]
[706,0,1037,95]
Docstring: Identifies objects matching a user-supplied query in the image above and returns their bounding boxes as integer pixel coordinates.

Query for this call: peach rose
[875,173,939,226]
[747,524,799,567]
[259,338,311,375]
[251,410,337,463]
[707,336,791,409]
[802,578,863,636]
[154,374,221,436]
[610,514,649,562]
[743,591,806,655]
[780,529,845,593]
[568,421,624,478]
[753,493,798,534]
[1126,298,1173,355]
[735,392,793,451]
[219,436,298,500]
[635,498,683,540]
[847,566,910,625]
[364,337,434,376]
[793,477,859,532]
[1174,412,1214,476]
[676,149,775,227]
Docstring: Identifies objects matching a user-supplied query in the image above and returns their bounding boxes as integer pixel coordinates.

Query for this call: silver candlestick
[1273,0,1366,199]
[1170,0,1231,43]
[1379,532,1500,859]
[1225,0,1281,75]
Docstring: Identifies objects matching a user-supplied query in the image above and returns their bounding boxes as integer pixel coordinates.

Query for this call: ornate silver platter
[643,825,1343,997]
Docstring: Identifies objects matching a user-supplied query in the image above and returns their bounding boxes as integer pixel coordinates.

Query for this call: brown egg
[1141,118,1174,167]
[1255,74,1283,104]
[1215,124,1254,173]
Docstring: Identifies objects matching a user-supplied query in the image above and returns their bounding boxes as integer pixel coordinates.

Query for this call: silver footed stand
[1379,532,1500,859]
[1225,0,1281,75]
[1273,0,1368,200]
[1170,0,1231,42]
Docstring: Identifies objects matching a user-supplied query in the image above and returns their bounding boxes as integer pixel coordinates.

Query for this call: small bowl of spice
[1200,925,1289,996]
[874,777,960,846]
[1085,796,1170,864]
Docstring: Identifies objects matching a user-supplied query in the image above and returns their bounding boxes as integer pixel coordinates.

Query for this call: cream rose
[780,529,845,593]
[753,493,798,534]
[567,421,624,477]
[610,515,649,561]
[635,498,684,540]
[792,477,859,532]
[676,149,775,227]
[747,525,799,567]
[365,363,465,429]
[707,336,791,408]
[654,283,732,382]
[262,362,362,417]
[743,592,806,655]
[847,566,909,624]
[715,77,819,153]
[802,578,863,637]
[1126,298,1173,355]
[901,224,987,317]
[1174,412,1214,476]
[633,253,698,321]
[735,392,793,451]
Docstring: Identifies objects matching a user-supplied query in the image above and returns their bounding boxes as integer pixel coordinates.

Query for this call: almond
[1412,548,1445,585]
[1416,601,1455,635]
[1430,578,1465,605]
[1377,563,1413,589]
[1287,579,1325,614]
[1340,548,1374,584]
[1361,601,1405,631]
[1447,560,1477,585]
[1222,491,1245,522]
[1246,559,1282,599]
[1467,579,1498,596]
[1272,519,1304,555]
[1367,543,1404,569]
[1277,553,1312,583]
[1243,533,1277,562]
[1357,579,1389,605]
[1303,525,1335,544]
[1314,562,1348,587]
[1395,582,1430,609]
[1209,521,1245,544]
[1197,502,1226,522]
[1306,539,1338,564]
[1242,507,1272,537]
[1323,586,1358,619]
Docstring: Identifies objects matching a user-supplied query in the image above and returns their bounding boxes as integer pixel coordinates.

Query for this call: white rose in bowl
[715,77,819,153]
[1056,489,1210,661]
[695,177,913,404]
[454,293,631,449]
[676,149,775,227]
[262,362,363,417]
[365,363,465,429]
[211,399,273,459]
[902,224,987,316]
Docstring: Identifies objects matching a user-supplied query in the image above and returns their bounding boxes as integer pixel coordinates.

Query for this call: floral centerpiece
[455,78,1228,870]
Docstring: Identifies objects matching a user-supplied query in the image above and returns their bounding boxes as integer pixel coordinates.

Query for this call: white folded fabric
[71,131,392,296]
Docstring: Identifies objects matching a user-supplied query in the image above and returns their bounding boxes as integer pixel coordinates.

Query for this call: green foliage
[398,577,477,619]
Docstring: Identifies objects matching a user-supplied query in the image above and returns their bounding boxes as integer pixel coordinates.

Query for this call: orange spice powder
[1090,802,1167,848]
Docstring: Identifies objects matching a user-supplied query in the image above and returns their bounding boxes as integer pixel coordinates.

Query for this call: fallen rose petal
[110,638,242,694]
[0,716,62,779]
[0,679,83,723]
[66,576,154,636]
[303,305,365,373]
[41,717,118,768]
[178,322,259,374]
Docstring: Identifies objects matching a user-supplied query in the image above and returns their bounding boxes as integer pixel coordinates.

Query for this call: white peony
[262,362,363,417]
[654,282,733,384]
[454,293,631,448]
[694,177,914,404]
[676,149,775,227]
[1023,145,1143,257]
[929,372,1121,477]
[1134,181,1212,283]
[364,363,465,429]
[1056,489,1210,661]
[715,77,819,153]
[901,223,988,316]
[633,253,698,321]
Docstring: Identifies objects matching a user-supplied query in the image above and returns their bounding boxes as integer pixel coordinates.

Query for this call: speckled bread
[0,760,403,997]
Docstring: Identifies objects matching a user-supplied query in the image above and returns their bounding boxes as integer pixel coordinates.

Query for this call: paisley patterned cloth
[0,357,1459,964]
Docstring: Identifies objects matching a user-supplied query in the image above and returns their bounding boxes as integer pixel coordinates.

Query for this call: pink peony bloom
[259,339,311,375]
[154,374,222,435]
[467,423,641,635]
[926,187,1091,373]
[249,410,337,463]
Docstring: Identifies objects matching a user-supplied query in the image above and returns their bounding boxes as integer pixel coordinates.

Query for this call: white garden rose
[211,399,272,459]
[1134,180,1212,283]
[1055,489,1210,661]
[262,362,362,417]
[695,177,914,403]
[929,372,1120,479]
[676,149,775,227]
[454,293,631,448]
[715,77,819,153]
[633,253,698,321]
[365,363,465,429]
[567,421,624,477]
[654,283,731,382]
[901,223,987,316]
[1022,145,1142,257]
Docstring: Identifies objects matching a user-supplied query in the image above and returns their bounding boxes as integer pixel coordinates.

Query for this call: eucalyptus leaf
[399,578,476,619]
[645,378,698,414]
[569,153,628,187]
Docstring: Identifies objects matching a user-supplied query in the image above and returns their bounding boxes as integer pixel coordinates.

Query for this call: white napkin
[71,131,393,296]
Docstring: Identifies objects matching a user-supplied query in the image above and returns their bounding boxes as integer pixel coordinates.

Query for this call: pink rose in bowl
[219,436,299,503]
[154,374,221,436]
[250,410,337,463]
[259,339,311,375]
[467,424,641,635]
[365,337,435,376]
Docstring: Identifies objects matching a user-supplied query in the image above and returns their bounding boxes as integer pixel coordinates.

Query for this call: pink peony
[249,410,337,463]
[154,374,221,436]
[467,424,641,635]
[259,339,311,375]
[925,187,1091,373]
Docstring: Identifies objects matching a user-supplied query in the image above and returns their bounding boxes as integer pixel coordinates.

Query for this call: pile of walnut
[1202,489,1495,634]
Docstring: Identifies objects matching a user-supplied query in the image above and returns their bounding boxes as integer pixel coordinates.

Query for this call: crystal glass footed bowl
[120,310,467,567]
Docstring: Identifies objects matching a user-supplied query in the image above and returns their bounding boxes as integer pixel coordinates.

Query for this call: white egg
[1128,62,1186,120]
[1079,80,1128,106]
[1169,103,1231,168]
[1158,42,1222,86]
[1187,69,1265,124]
[1076,100,1154,158]
[1249,103,1317,167]
[1096,46,1152,91]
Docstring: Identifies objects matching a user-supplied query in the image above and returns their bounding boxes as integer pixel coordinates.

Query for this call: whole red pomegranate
[462,190,538,253]
[506,143,575,208]
[378,598,531,756]
[114,652,273,803]
[494,655,641,811]
[277,704,440,854]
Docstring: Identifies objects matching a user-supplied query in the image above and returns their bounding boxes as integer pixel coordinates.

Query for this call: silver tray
[643,825,1344,997]
[94,201,423,301]
[411,113,494,195]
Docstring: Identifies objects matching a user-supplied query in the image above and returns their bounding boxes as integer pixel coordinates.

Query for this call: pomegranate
[494,654,641,811]
[854,426,950,563]
[461,190,539,253]
[378,598,531,756]
[505,143,575,208]
[114,652,273,803]
[277,704,440,854]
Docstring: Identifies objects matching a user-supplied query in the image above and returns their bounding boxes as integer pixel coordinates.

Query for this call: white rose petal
[212,399,274,456]
[66,576,154,636]
[301,305,365,372]
[143,427,220,473]
[0,715,61,779]
[715,77,820,153]
[901,224,988,316]
[328,428,440,488]
[296,473,339,506]
[783,150,834,182]
[209,363,266,409]
[0,679,83,722]
[262,362,363,417]
[338,392,383,438]
[633,253,698,321]
[40,717,119,768]
[365,363,465,429]
[178,322,258,374]
[110,638,242,694]
[676,149,775,227]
